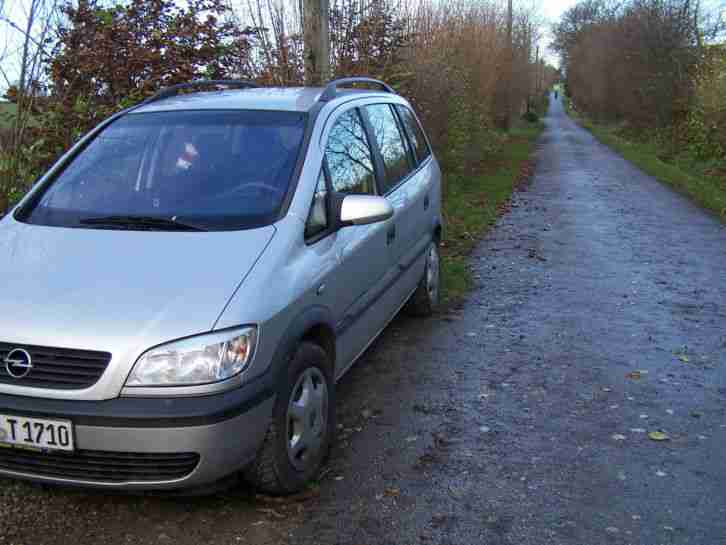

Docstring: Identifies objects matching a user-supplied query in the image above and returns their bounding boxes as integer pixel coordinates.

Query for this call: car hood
[0,217,275,399]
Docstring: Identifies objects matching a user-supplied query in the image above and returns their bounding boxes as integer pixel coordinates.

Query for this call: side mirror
[336,194,393,227]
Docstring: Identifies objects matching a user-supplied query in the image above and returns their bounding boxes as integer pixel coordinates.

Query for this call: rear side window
[325,109,376,195]
[364,104,412,193]
[396,105,431,164]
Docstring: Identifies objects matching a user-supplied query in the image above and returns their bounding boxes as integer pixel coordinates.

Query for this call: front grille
[0,448,199,483]
[0,342,111,390]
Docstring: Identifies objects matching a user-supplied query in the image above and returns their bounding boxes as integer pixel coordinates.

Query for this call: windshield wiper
[79,215,208,232]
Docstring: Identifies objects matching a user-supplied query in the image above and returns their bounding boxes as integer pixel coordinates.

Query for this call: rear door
[394,103,438,261]
[362,103,433,305]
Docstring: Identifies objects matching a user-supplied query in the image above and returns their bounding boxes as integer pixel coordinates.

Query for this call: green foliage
[441,122,544,302]
[680,47,726,161]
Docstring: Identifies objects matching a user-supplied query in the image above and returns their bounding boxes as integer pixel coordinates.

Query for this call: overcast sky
[542,0,580,22]
[539,0,581,64]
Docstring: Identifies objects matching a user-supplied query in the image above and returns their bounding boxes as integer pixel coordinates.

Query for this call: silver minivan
[0,78,442,494]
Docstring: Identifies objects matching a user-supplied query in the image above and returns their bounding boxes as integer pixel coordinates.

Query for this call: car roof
[132,86,398,114]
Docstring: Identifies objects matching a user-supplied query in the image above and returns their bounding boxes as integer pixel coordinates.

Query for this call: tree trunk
[303,0,330,85]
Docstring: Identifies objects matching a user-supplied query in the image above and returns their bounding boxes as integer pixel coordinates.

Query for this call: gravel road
[2,95,726,545]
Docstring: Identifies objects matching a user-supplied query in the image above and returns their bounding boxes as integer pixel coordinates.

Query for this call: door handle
[387,225,396,245]
[424,194,430,210]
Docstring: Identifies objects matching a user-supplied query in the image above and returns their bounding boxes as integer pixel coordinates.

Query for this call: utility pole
[496,0,514,129]
[535,44,540,97]
[507,0,513,46]
[694,0,703,49]
[303,0,330,85]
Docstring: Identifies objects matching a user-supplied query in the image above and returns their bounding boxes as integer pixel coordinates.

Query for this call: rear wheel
[406,239,441,316]
[244,342,335,495]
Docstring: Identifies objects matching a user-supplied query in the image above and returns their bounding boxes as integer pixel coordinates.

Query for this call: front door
[317,107,394,375]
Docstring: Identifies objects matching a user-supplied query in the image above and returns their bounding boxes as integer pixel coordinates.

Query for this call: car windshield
[23,110,307,231]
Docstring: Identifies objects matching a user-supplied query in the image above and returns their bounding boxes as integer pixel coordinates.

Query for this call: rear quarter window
[395,105,432,164]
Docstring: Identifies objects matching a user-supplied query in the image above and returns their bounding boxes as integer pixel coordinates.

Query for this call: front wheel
[406,240,441,316]
[243,342,335,495]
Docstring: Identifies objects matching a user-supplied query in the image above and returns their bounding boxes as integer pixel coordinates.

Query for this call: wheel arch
[433,222,442,243]
[269,306,336,387]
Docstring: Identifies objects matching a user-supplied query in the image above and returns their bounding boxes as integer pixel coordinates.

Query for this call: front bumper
[0,378,275,491]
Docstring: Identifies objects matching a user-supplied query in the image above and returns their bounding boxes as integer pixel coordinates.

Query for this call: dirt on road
[2,96,726,545]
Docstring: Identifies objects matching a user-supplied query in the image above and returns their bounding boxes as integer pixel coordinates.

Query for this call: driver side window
[324,109,376,195]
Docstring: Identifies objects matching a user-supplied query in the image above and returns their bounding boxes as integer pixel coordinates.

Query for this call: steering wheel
[212,181,284,202]
[240,182,285,199]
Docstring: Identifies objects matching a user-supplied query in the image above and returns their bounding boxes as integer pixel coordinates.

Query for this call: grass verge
[440,121,544,304]
[566,104,726,222]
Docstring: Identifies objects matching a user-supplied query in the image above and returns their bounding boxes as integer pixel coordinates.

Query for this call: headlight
[125,327,257,387]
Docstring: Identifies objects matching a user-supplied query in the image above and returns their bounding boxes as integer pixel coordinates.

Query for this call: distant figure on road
[554,91,559,100]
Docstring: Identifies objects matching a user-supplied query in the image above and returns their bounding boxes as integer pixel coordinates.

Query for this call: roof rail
[142,80,259,105]
[319,77,395,102]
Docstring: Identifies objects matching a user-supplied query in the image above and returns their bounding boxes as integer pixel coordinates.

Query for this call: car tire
[406,239,441,317]
[243,341,335,495]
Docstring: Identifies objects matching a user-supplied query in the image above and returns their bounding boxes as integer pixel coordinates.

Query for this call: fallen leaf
[666,409,674,415]
[612,434,627,441]
[257,508,285,519]
[678,355,690,363]
[626,370,648,380]
[648,431,669,441]
[383,487,400,497]
[655,470,667,477]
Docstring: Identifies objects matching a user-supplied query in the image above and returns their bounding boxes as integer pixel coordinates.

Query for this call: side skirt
[334,283,418,383]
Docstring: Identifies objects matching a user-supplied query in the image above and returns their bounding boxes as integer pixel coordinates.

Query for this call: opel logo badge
[4,349,33,379]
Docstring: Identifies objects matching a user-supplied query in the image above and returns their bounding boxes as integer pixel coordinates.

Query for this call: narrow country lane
[2,96,726,545]
[285,95,726,544]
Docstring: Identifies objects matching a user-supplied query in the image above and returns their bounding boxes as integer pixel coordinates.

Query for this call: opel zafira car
[0,78,442,494]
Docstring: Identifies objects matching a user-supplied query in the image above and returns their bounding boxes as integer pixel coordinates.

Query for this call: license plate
[0,414,74,452]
